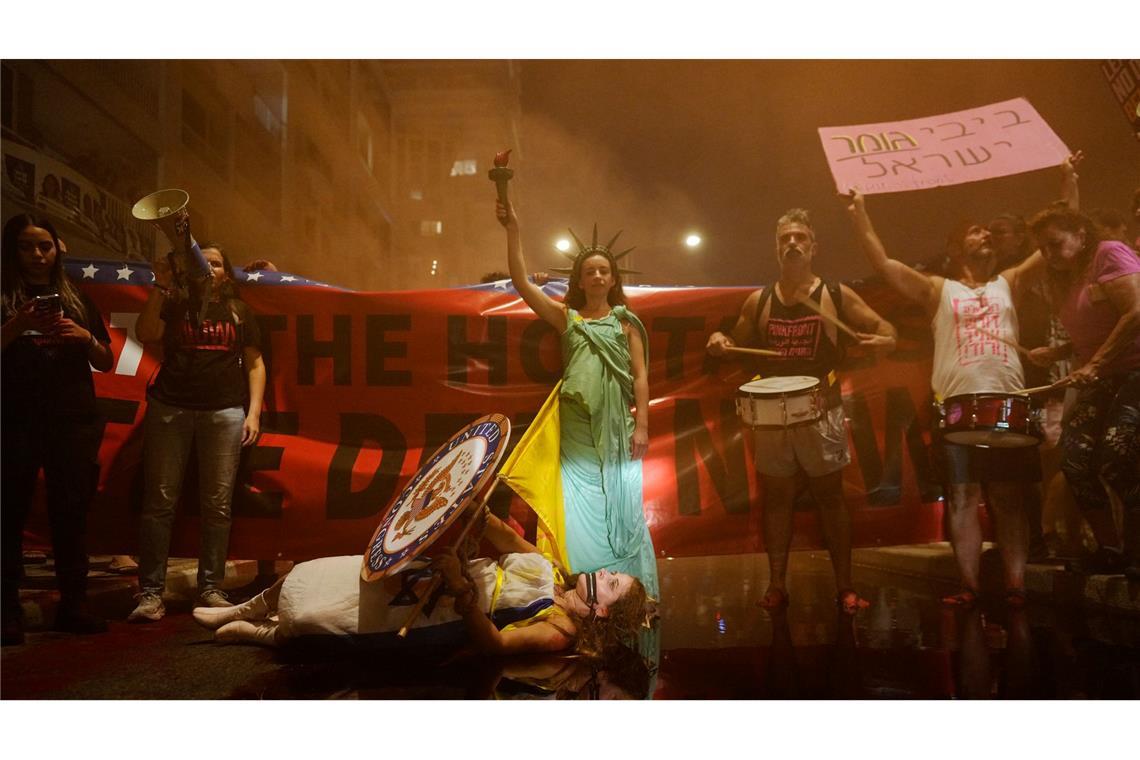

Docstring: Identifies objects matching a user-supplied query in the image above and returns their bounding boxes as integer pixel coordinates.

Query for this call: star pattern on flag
[64,259,336,289]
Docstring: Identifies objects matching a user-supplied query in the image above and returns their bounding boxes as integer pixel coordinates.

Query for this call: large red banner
[32,262,949,560]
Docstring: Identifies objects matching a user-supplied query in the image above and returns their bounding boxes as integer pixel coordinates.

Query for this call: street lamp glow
[685,233,702,248]
[555,238,572,252]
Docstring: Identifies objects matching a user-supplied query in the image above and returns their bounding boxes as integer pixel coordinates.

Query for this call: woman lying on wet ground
[192,512,652,658]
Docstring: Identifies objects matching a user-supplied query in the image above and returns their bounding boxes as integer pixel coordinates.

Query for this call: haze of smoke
[515,114,704,285]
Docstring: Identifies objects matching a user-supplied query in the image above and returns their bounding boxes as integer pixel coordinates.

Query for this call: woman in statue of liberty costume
[497,200,658,599]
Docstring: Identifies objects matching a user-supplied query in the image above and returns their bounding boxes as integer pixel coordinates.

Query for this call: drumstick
[724,345,782,358]
[1018,384,1059,395]
[796,296,862,341]
[397,484,495,638]
[1019,377,1074,395]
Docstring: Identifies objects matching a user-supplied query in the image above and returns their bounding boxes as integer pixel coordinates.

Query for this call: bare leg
[807,471,853,591]
[1023,482,1047,559]
[809,471,868,613]
[954,607,991,699]
[1043,468,1082,554]
[988,481,1028,593]
[1084,508,1121,551]
[946,482,983,597]
[759,474,796,606]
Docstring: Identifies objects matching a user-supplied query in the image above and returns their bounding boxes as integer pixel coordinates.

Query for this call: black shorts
[933,435,1043,485]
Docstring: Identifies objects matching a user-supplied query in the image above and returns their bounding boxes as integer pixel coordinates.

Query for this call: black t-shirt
[2,283,110,421]
[148,298,262,410]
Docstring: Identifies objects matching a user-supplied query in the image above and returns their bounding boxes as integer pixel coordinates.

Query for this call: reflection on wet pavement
[239,551,1139,699]
[657,552,1140,699]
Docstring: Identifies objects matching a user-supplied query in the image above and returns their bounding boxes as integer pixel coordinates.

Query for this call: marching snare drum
[736,376,822,430]
[939,393,1040,448]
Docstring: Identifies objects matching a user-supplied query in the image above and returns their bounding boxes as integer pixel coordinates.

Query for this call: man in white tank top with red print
[707,208,897,615]
[845,191,1050,608]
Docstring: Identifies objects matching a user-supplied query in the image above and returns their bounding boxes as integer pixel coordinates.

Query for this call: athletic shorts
[932,431,1043,485]
[752,404,851,478]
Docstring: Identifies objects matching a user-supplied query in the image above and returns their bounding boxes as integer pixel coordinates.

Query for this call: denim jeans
[139,397,245,595]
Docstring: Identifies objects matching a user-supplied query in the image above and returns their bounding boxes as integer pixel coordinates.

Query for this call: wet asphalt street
[3,552,1139,699]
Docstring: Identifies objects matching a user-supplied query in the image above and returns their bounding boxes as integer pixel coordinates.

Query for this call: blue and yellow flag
[498,381,568,572]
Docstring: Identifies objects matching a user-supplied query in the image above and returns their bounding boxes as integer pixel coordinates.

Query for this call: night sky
[514,60,1138,286]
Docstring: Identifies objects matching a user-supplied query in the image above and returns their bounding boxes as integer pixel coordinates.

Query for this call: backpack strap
[752,285,774,347]
[826,279,843,313]
[817,280,840,348]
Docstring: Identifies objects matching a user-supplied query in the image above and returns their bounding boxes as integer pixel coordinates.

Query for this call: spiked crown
[551,223,641,275]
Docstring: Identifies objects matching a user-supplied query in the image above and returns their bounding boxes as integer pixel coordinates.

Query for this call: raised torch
[488,149,513,225]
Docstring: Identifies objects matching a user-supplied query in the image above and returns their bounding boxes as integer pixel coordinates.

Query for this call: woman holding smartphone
[1,214,113,646]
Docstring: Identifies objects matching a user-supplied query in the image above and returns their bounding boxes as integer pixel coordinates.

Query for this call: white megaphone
[132,189,214,323]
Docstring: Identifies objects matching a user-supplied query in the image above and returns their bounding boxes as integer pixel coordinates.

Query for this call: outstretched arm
[842,190,940,316]
[432,549,572,655]
[498,201,566,331]
[1002,151,1083,291]
[839,284,898,353]
[480,507,570,582]
[1002,250,1046,298]
[483,511,541,556]
[1060,150,1083,212]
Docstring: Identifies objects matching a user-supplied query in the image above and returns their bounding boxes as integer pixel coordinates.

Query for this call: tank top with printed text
[751,280,845,405]
[930,275,1024,399]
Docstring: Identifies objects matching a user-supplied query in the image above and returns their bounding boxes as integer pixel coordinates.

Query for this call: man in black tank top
[707,208,897,614]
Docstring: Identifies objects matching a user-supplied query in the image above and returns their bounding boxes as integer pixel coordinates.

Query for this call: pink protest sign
[818,97,1071,195]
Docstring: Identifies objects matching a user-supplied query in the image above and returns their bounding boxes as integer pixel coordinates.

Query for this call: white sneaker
[215,620,278,647]
[127,592,165,623]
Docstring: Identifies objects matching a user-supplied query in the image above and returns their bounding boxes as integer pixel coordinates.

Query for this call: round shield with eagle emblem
[360,413,510,581]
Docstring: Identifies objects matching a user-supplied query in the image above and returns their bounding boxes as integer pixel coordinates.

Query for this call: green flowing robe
[559,306,659,599]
